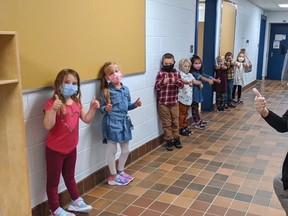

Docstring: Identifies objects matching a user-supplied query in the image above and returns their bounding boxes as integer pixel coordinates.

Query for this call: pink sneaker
[108,174,129,186]
[119,172,134,182]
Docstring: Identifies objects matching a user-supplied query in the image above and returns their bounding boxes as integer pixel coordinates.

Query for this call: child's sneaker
[52,207,75,216]
[68,197,92,213]
[108,174,129,186]
[179,128,191,136]
[166,140,174,151]
[174,138,183,148]
[237,99,243,104]
[184,127,193,135]
[200,120,207,125]
[195,122,205,129]
[119,171,134,182]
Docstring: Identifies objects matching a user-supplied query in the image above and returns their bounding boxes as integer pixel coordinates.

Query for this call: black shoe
[166,140,174,151]
[228,103,236,108]
[184,127,193,135]
[174,138,183,148]
[179,128,191,136]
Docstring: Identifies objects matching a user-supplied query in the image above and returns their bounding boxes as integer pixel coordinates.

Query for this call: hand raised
[134,98,142,107]
[52,94,63,111]
[90,96,100,109]
[105,104,113,112]
[253,88,267,115]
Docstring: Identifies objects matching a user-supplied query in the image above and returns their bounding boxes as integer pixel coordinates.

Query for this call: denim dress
[191,71,213,103]
[100,83,136,144]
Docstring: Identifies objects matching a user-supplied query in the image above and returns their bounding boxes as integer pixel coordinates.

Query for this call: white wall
[230,0,263,85]
[23,0,271,208]
[262,12,288,78]
[24,0,197,208]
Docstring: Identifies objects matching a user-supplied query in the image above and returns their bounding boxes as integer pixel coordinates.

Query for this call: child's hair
[215,55,224,65]
[100,61,117,104]
[224,52,233,59]
[190,55,203,72]
[53,68,81,104]
[179,58,191,68]
[161,53,175,64]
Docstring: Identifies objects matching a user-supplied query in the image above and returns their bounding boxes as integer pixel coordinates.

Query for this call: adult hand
[253,88,269,117]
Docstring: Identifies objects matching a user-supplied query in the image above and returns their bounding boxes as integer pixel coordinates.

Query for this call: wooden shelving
[0,32,31,216]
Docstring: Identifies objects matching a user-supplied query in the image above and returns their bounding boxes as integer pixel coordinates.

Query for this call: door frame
[257,15,266,80]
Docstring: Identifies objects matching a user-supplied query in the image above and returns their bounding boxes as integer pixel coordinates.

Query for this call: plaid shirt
[155,69,184,105]
[225,60,235,80]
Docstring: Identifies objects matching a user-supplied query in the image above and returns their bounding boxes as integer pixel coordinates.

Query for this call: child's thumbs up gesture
[90,96,100,109]
[134,98,142,107]
[52,94,63,111]
[253,88,269,117]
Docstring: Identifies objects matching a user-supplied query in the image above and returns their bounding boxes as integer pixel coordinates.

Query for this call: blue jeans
[226,79,233,105]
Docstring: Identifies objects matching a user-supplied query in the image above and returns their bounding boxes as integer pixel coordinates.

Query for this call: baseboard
[32,135,165,216]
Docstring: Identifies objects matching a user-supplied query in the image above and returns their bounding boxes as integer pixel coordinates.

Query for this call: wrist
[261,108,269,118]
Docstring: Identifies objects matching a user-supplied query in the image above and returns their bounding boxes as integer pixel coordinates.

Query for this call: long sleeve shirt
[155,69,184,105]
[263,110,288,190]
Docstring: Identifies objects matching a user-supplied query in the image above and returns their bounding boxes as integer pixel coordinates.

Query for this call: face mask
[180,65,191,73]
[238,57,245,62]
[218,61,224,66]
[162,64,175,72]
[109,72,123,84]
[193,63,202,70]
[61,84,78,98]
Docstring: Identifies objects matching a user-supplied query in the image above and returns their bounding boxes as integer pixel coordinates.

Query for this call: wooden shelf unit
[0,32,31,216]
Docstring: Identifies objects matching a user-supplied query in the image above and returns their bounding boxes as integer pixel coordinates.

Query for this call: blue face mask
[61,84,78,98]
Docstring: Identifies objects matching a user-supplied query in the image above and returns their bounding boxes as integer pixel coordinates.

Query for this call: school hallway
[75,80,287,216]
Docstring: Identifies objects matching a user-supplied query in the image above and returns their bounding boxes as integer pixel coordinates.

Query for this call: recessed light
[279,4,288,8]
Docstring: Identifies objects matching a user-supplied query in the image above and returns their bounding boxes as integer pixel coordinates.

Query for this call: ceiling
[248,0,288,12]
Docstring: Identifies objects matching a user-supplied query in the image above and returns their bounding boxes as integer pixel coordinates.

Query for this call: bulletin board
[0,0,145,89]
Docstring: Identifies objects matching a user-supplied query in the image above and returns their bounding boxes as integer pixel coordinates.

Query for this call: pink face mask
[193,63,202,70]
[109,72,123,84]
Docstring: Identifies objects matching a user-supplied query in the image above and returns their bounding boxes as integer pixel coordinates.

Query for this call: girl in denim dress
[99,61,142,186]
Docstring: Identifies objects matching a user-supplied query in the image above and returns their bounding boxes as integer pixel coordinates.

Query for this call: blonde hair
[99,61,117,104]
[179,58,191,68]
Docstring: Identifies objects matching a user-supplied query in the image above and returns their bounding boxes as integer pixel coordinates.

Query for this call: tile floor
[76,80,288,216]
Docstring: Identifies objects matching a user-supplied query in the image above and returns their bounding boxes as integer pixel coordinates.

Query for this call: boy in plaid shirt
[155,53,184,151]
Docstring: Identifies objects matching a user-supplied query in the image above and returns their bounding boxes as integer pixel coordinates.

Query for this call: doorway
[267,23,288,80]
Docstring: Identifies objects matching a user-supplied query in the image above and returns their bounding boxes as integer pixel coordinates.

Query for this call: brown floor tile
[70,81,288,216]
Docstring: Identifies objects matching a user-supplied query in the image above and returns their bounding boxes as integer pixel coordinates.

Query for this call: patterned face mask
[109,72,123,84]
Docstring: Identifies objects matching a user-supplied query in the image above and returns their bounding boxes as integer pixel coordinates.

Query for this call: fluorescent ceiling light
[279,4,288,8]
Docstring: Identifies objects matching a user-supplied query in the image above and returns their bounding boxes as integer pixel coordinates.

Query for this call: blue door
[267,24,288,80]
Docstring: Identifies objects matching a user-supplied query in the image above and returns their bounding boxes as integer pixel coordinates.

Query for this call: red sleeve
[43,98,54,112]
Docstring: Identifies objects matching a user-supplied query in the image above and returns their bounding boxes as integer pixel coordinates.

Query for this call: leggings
[107,140,130,175]
[232,85,242,100]
[191,101,201,124]
[46,147,79,212]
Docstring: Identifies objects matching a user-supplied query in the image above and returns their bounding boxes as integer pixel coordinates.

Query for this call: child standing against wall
[232,51,251,104]
[43,69,100,216]
[155,53,184,151]
[224,52,236,108]
[178,58,202,136]
[190,55,220,129]
[100,61,142,186]
[214,55,227,112]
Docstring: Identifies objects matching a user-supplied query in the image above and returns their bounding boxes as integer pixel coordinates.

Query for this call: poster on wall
[273,40,280,49]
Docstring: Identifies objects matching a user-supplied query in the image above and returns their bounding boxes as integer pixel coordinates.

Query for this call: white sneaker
[68,197,92,213]
[52,207,75,216]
